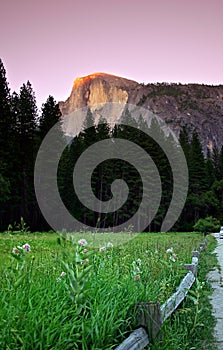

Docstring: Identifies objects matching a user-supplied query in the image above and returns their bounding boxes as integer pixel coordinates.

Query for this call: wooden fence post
[199,243,206,251]
[114,238,208,349]
[192,250,200,258]
[184,263,197,276]
[136,302,162,343]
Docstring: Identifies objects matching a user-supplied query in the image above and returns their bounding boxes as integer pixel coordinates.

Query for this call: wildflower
[12,245,24,256]
[82,258,89,266]
[135,267,140,273]
[134,274,140,281]
[23,243,31,252]
[194,300,199,305]
[56,278,62,283]
[172,253,177,260]
[106,242,113,248]
[166,247,173,254]
[61,271,66,277]
[99,246,106,252]
[12,247,19,254]
[83,249,88,254]
[145,250,149,255]
[78,239,87,247]
[136,258,142,265]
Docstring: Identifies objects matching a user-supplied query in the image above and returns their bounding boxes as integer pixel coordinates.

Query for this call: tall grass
[0,231,215,349]
[150,234,218,350]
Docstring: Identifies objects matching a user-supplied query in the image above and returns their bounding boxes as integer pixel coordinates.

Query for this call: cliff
[59,73,223,151]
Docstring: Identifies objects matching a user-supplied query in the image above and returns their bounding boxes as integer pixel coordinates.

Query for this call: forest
[1,58,223,232]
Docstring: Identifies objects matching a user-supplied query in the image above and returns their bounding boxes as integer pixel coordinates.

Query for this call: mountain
[59,73,223,151]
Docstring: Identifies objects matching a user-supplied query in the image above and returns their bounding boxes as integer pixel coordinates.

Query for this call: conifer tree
[39,95,62,138]
[0,59,16,228]
[13,81,38,225]
[179,127,190,163]
[218,145,223,180]
[212,146,220,180]
[188,132,207,195]
[183,132,208,223]
[34,95,63,230]
[94,117,111,227]
[0,60,13,177]
[75,108,98,226]
[79,108,97,146]
[0,59,13,162]
[206,148,216,187]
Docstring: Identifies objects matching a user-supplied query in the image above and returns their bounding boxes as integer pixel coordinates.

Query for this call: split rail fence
[115,238,208,350]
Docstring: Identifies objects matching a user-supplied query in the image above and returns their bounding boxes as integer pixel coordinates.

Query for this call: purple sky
[1,0,223,109]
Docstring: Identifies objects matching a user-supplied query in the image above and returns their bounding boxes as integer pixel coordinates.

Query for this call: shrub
[193,216,220,233]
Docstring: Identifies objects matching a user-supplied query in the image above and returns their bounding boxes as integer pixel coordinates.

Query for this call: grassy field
[0,231,218,349]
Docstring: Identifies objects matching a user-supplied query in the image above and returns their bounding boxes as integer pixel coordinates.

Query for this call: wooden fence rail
[115,238,207,350]
[115,328,149,350]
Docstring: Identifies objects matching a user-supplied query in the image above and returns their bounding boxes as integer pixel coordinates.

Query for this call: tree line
[57,109,223,232]
[0,59,61,231]
[0,58,223,232]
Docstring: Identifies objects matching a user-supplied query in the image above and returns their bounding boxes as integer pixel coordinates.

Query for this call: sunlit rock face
[59,73,223,151]
[60,73,138,112]
[59,73,139,136]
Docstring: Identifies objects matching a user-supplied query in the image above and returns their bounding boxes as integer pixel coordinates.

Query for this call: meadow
[0,231,217,350]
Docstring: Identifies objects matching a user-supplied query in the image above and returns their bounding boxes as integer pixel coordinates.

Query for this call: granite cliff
[59,73,223,151]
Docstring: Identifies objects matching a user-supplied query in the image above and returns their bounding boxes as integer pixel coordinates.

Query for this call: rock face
[60,73,138,113]
[59,73,223,151]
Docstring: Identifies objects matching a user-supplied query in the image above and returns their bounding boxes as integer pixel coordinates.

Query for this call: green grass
[0,231,217,349]
[149,234,218,350]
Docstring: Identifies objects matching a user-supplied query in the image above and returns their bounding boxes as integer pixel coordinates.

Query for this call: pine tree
[94,117,111,227]
[0,60,12,172]
[39,95,62,138]
[0,59,17,228]
[206,148,216,187]
[34,95,63,230]
[179,127,190,163]
[96,116,110,140]
[218,145,223,180]
[0,59,13,165]
[75,108,98,226]
[183,132,208,223]
[16,81,37,144]
[79,108,97,146]
[189,132,208,195]
[212,146,220,180]
[13,81,38,226]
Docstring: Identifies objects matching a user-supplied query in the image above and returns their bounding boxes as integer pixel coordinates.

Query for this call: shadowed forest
[1,59,223,232]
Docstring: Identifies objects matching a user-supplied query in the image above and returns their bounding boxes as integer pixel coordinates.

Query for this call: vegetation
[0,231,217,349]
[0,59,62,231]
[151,234,218,350]
[0,58,220,349]
[193,216,220,233]
[0,58,223,232]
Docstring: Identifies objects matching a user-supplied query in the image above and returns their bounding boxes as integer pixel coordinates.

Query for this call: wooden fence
[115,238,207,350]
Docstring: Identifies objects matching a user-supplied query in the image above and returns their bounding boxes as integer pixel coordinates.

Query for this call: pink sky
[1,0,223,108]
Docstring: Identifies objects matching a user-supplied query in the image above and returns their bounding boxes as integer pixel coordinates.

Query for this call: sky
[1,0,223,109]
